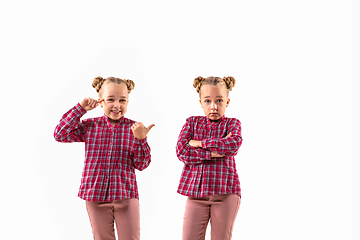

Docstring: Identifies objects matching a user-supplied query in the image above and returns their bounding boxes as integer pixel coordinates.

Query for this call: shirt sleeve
[131,138,151,171]
[54,103,88,143]
[201,118,243,157]
[176,117,212,165]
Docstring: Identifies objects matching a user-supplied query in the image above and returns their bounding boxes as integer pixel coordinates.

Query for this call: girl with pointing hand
[54,76,154,240]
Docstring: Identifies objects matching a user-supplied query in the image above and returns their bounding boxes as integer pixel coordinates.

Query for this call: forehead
[101,82,128,97]
[200,84,227,97]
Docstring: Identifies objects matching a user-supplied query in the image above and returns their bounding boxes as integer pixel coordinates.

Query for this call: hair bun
[124,79,135,93]
[223,76,236,91]
[193,76,206,93]
[92,76,106,93]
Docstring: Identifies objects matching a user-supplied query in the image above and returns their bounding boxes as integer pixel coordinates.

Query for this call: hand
[211,152,223,158]
[225,132,232,138]
[80,98,103,111]
[131,122,155,140]
[189,140,202,148]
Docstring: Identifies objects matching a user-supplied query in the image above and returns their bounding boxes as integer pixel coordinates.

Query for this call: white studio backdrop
[0,0,357,239]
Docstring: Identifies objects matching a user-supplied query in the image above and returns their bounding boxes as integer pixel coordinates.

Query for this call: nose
[211,102,217,110]
[114,101,120,108]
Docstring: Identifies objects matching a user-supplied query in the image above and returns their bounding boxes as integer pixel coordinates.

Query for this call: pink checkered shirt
[54,103,151,201]
[176,116,242,198]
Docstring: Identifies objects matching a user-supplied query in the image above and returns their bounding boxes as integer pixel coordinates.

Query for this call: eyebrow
[203,96,224,98]
[107,95,127,98]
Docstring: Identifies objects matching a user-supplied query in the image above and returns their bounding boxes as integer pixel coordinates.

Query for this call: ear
[226,98,230,107]
[199,99,203,108]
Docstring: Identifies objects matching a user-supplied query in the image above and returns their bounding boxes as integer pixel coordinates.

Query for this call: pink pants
[86,199,140,240]
[182,194,240,240]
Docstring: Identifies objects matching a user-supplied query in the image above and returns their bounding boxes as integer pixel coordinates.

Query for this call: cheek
[104,103,114,109]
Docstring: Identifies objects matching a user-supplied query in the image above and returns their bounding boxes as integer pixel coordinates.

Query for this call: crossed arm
[176,118,242,165]
[188,132,232,158]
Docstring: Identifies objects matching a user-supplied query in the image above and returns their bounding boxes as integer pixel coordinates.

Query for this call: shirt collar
[102,114,126,128]
[206,115,226,124]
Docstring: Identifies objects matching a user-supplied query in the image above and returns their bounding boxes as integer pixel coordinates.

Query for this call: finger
[97,99,104,103]
[91,101,98,108]
[226,132,232,138]
[88,98,96,105]
[146,124,155,132]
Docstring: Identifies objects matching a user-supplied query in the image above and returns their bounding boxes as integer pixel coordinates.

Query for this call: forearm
[201,135,242,156]
[189,140,223,158]
[54,103,86,142]
[132,138,151,171]
[176,140,211,165]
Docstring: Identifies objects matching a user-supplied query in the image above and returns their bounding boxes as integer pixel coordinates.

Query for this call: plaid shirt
[54,103,151,201]
[176,116,242,198]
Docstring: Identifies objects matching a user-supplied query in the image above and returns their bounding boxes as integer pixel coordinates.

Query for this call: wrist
[135,136,146,140]
[77,103,87,113]
[135,136,147,142]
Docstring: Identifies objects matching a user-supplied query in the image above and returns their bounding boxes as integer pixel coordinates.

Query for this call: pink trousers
[182,194,240,240]
[86,199,140,240]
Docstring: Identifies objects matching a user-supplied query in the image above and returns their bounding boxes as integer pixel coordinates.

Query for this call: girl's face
[199,84,230,122]
[99,82,129,125]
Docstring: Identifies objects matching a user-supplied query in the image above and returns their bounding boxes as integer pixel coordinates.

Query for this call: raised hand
[80,98,103,111]
[131,122,155,140]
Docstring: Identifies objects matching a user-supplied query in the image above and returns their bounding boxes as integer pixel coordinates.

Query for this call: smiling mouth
[111,110,121,114]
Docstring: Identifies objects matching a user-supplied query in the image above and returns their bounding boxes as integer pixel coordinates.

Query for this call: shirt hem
[177,190,241,198]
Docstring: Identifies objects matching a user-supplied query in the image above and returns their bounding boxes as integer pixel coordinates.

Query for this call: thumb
[146,124,155,132]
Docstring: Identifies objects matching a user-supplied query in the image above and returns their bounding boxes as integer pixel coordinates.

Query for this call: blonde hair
[193,76,236,96]
[92,76,135,96]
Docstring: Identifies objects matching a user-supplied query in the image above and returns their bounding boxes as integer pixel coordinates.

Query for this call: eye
[217,99,223,103]
[120,99,127,103]
[204,100,211,103]
[107,98,114,102]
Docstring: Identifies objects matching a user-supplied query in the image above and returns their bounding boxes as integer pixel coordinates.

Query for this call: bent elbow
[134,159,151,171]
[53,132,62,142]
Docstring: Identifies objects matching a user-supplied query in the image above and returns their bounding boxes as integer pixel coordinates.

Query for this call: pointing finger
[147,124,155,132]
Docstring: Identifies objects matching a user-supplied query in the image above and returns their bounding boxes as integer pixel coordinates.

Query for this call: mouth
[111,110,121,115]
[209,113,219,119]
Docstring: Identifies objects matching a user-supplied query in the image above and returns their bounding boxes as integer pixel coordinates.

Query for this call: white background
[0,0,358,239]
